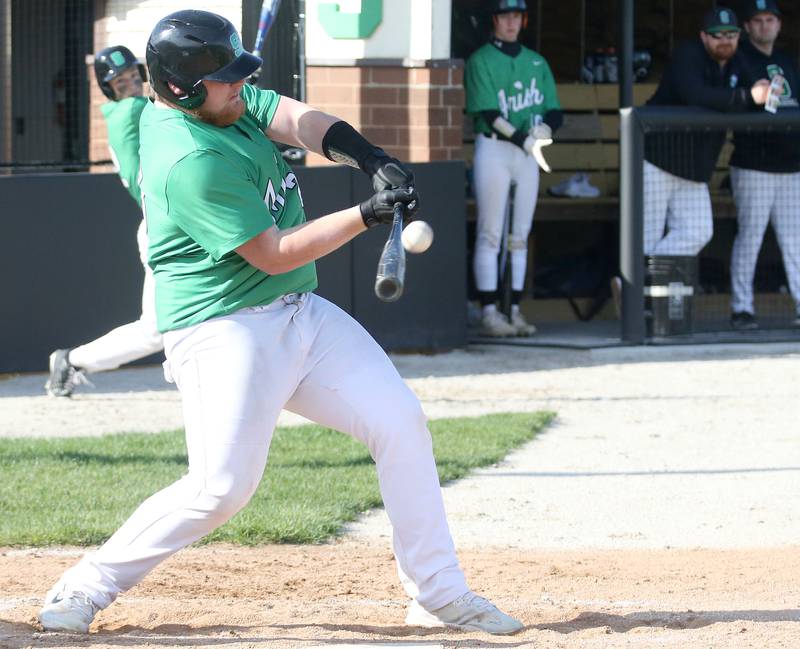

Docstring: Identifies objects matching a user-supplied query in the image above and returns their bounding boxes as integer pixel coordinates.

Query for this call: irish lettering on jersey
[498,78,544,119]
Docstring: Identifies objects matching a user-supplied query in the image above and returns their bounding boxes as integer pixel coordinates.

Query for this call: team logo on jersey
[767,63,793,101]
[264,171,303,215]
[498,78,544,118]
[729,74,738,88]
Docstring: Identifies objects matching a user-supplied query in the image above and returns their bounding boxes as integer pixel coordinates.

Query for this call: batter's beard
[195,99,246,127]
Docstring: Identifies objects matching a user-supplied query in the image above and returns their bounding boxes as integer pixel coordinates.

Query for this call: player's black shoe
[730,311,758,331]
[45,349,87,397]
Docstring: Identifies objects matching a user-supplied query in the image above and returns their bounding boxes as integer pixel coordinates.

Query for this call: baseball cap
[702,7,741,34]
[744,0,781,20]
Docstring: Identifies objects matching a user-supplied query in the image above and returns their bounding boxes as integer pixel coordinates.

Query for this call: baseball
[401,220,434,254]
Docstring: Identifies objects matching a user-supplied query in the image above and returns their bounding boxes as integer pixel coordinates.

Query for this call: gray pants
[730,166,800,315]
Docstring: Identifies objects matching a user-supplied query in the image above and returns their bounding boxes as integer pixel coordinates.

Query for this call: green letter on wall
[319,0,382,39]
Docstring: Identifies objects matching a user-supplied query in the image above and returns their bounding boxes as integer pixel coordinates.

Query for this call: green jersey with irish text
[139,83,317,332]
[465,43,560,135]
[101,96,147,206]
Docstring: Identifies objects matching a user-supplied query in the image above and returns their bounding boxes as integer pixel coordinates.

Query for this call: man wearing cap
[36,9,523,637]
[728,0,800,331]
[643,7,771,258]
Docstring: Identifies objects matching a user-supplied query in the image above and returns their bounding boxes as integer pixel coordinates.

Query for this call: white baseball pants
[68,220,163,372]
[730,166,800,315]
[643,161,713,256]
[50,293,467,612]
[472,134,540,292]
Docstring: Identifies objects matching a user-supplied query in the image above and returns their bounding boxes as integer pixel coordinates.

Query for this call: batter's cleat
[479,310,517,337]
[45,349,89,397]
[405,591,523,635]
[39,589,99,633]
[730,311,758,331]
[510,310,537,337]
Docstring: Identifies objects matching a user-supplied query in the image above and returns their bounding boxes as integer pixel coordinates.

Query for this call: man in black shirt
[729,0,800,330]
[643,7,770,258]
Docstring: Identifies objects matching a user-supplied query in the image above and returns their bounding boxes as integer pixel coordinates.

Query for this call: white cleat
[39,589,99,633]
[480,310,518,337]
[510,311,537,337]
[405,591,523,635]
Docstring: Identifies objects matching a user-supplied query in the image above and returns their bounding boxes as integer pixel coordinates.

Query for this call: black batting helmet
[146,10,262,110]
[94,46,147,100]
[491,0,528,14]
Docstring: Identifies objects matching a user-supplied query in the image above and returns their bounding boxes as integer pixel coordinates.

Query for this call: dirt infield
[2,342,800,647]
[2,543,799,648]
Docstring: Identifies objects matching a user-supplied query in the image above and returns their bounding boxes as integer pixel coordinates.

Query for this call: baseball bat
[374,203,407,302]
[250,0,283,83]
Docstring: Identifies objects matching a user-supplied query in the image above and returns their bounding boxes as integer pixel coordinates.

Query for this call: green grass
[0,412,553,546]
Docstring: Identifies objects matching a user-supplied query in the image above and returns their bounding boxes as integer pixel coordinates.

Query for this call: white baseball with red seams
[402,220,434,254]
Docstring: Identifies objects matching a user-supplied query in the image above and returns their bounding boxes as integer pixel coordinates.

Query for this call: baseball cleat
[510,310,537,337]
[39,589,99,633]
[45,349,89,397]
[479,310,518,337]
[405,591,523,635]
[730,311,758,331]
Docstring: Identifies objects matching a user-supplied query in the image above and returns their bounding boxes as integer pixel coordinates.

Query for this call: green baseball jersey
[465,43,560,135]
[101,96,147,206]
[140,83,317,333]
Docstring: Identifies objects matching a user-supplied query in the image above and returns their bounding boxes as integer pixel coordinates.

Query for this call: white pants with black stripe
[643,161,713,256]
[730,166,800,315]
[68,219,163,372]
[472,133,540,293]
[48,293,468,613]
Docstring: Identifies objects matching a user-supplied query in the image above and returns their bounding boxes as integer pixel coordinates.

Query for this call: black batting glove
[359,186,419,228]
[364,152,415,191]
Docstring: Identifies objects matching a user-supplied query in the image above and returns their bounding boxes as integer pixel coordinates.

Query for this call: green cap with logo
[702,7,741,33]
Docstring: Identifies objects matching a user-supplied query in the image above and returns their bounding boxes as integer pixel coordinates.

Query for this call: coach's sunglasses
[707,31,740,40]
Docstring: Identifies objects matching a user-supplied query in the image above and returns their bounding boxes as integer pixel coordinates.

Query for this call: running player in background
[465,0,562,337]
[44,46,163,397]
[37,10,523,637]
[729,0,800,331]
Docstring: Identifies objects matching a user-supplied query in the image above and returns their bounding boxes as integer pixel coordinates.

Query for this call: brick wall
[90,0,243,167]
[305,62,465,165]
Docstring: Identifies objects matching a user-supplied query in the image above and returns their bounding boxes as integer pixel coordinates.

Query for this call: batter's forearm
[235,207,366,276]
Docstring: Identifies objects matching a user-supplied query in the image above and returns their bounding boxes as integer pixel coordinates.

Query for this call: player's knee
[200,475,259,525]
[508,236,527,252]
[696,222,713,251]
[137,320,164,352]
[366,387,431,458]
[475,231,501,252]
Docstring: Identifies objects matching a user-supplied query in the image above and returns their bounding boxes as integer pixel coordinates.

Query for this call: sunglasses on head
[707,30,740,40]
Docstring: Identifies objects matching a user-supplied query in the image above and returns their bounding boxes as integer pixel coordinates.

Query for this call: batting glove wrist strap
[322,120,385,171]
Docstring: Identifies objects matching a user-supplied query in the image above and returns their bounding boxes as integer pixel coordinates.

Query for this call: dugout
[3,1,800,373]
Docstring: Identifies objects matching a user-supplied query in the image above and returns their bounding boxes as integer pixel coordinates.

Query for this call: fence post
[618,0,633,109]
[619,107,645,343]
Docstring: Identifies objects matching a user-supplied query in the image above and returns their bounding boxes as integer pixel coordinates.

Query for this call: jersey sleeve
[165,149,276,261]
[465,53,499,114]
[241,83,282,130]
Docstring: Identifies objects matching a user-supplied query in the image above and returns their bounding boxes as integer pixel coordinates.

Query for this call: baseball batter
[44,46,163,397]
[465,0,562,337]
[644,7,770,258]
[729,0,800,330]
[38,11,522,637]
